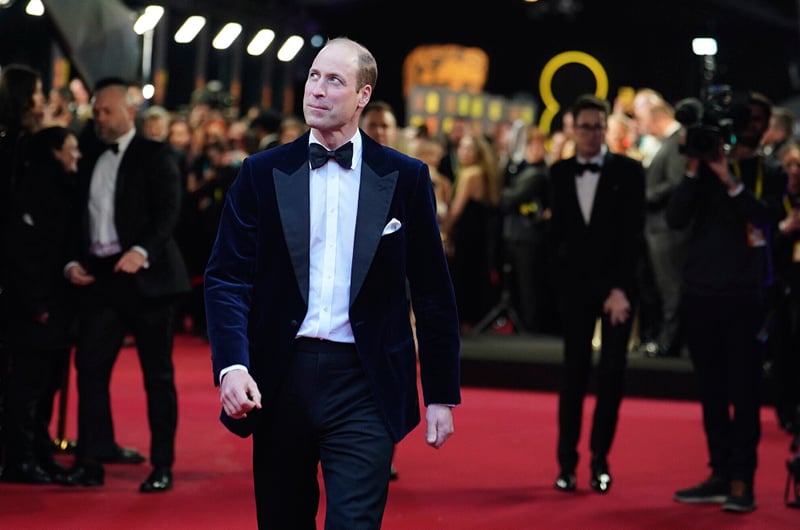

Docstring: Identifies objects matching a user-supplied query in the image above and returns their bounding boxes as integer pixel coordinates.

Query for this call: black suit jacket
[204,130,461,442]
[73,133,190,298]
[548,151,645,301]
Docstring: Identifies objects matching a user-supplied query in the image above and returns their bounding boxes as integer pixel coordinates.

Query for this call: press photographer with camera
[667,90,787,513]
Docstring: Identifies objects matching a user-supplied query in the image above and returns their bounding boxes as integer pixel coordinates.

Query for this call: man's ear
[359,85,372,108]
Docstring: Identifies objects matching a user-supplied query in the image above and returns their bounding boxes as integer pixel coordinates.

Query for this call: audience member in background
[632,88,664,168]
[63,77,190,493]
[184,140,239,338]
[46,86,81,133]
[407,135,452,230]
[547,109,575,164]
[668,91,786,513]
[443,131,500,334]
[0,63,46,477]
[140,105,170,143]
[548,94,645,495]
[68,77,92,125]
[631,90,689,358]
[204,37,460,529]
[761,106,795,161]
[277,114,308,145]
[437,115,470,183]
[249,108,283,151]
[770,141,800,436]
[2,126,80,484]
[497,124,553,334]
[605,112,642,161]
[360,100,399,149]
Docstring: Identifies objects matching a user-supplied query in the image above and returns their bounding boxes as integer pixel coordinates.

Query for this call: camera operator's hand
[779,209,800,234]
[703,146,741,193]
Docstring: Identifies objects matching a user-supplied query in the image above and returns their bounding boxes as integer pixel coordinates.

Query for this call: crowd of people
[1,46,800,523]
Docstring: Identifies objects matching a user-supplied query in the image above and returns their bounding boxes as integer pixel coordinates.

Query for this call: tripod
[469,261,526,336]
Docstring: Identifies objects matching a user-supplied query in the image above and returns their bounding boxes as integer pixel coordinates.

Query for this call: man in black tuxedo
[205,37,461,529]
[64,77,190,492]
[548,94,645,494]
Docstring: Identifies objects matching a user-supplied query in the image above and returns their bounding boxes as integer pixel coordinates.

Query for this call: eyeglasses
[575,123,606,132]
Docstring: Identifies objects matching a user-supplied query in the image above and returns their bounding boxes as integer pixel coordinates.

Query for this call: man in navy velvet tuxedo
[204,37,461,529]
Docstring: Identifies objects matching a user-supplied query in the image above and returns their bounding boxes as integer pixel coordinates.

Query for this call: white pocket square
[381,218,402,236]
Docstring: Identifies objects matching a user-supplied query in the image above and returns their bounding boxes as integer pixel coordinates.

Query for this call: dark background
[2,0,799,126]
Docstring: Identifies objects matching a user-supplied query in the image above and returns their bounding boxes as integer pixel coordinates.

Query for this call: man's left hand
[425,404,454,449]
[114,249,147,274]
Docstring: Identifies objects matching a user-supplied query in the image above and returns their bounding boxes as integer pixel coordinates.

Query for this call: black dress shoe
[100,445,146,465]
[1,460,55,484]
[140,466,172,493]
[554,471,577,492]
[590,456,612,493]
[39,457,72,485]
[64,462,105,486]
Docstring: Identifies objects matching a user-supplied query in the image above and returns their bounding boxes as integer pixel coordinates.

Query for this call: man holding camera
[667,91,787,513]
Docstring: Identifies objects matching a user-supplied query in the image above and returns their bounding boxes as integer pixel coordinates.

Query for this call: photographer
[667,91,787,513]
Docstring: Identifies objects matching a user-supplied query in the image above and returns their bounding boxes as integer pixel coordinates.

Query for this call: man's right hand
[220,370,262,419]
[67,264,96,286]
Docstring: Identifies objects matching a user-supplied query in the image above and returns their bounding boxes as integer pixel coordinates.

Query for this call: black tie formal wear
[71,134,190,474]
[548,153,645,482]
[308,141,353,169]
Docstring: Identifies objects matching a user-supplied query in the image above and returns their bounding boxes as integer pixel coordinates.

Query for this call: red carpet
[1,335,798,529]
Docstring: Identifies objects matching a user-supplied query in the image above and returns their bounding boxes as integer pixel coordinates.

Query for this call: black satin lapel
[274,165,310,306]
[350,163,398,305]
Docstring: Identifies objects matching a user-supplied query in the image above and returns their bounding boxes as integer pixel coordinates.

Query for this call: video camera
[674,84,739,161]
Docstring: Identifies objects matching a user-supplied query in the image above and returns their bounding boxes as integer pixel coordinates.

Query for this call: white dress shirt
[296,131,362,344]
[88,127,136,257]
[575,145,607,224]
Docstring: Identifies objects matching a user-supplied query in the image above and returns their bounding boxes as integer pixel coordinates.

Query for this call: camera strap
[731,157,764,199]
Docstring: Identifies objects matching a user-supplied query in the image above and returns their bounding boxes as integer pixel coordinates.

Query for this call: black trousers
[557,292,633,472]
[252,338,393,530]
[682,292,764,485]
[75,258,178,467]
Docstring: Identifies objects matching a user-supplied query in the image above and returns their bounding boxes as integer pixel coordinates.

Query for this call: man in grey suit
[633,90,689,358]
[205,37,461,529]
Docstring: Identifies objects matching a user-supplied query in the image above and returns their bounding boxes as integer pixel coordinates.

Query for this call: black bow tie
[309,142,353,170]
[105,142,119,154]
[576,162,600,176]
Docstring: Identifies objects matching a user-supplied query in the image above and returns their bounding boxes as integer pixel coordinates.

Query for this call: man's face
[736,103,769,149]
[92,85,135,143]
[573,108,607,158]
[361,109,397,147]
[303,41,370,136]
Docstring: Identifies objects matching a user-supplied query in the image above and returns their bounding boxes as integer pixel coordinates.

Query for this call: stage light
[277,35,304,62]
[174,15,206,44]
[212,22,242,50]
[134,5,164,35]
[25,0,43,16]
[692,37,717,56]
[247,29,275,56]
